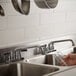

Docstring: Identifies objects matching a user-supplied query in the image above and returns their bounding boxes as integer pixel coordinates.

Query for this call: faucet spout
[48,39,75,51]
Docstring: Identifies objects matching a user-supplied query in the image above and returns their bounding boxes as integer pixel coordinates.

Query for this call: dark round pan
[0,5,5,16]
[11,0,23,14]
[46,0,58,8]
[34,0,58,9]
[11,0,30,15]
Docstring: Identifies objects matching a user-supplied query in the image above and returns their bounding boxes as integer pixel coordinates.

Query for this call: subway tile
[22,14,39,26]
[66,12,76,22]
[40,11,66,25]
[40,12,53,25]
[3,29,24,44]
[51,11,66,23]
[60,0,76,11]
[24,24,40,43]
[0,29,25,47]
[0,16,7,30]
[7,16,25,29]
[65,22,76,33]
[0,31,8,46]
[54,22,66,34]
[37,23,55,40]
[53,0,76,12]
[0,0,76,46]
[7,13,39,29]
[52,22,76,37]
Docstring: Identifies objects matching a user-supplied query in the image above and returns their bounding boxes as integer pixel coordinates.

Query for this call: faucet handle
[39,44,47,54]
[34,44,48,55]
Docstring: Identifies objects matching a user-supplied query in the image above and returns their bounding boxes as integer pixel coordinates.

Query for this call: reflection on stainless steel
[0,62,59,76]
[21,63,59,76]
[26,55,54,65]
[0,64,17,76]
[26,54,68,66]
[0,5,5,16]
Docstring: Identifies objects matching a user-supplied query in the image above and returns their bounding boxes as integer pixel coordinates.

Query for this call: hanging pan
[11,0,30,15]
[0,5,5,16]
[34,0,58,9]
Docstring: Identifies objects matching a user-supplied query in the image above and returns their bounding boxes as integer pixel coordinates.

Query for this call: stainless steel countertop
[45,65,76,76]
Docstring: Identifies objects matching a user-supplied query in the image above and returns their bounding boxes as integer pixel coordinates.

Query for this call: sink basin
[26,54,64,66]
[20,63,59,76]
[0,62,59,76]
[0,63,17,76]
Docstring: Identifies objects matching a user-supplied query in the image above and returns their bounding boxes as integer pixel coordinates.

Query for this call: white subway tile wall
[0,0,76,47]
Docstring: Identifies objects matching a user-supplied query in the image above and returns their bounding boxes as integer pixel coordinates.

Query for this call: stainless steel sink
[20,63,59,76]
[26,54,76,76]
[0,62,59,76]
[26,54,65,66]
[0,63,17,76]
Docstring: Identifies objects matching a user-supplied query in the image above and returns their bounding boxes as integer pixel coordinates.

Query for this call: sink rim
[0,62,60,76]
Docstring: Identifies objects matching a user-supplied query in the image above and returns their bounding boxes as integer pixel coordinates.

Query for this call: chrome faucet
[48,39,75,52]
[19,44,48,55]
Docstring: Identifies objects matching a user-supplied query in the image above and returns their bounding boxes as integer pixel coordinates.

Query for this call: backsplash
[0,0,76,47]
